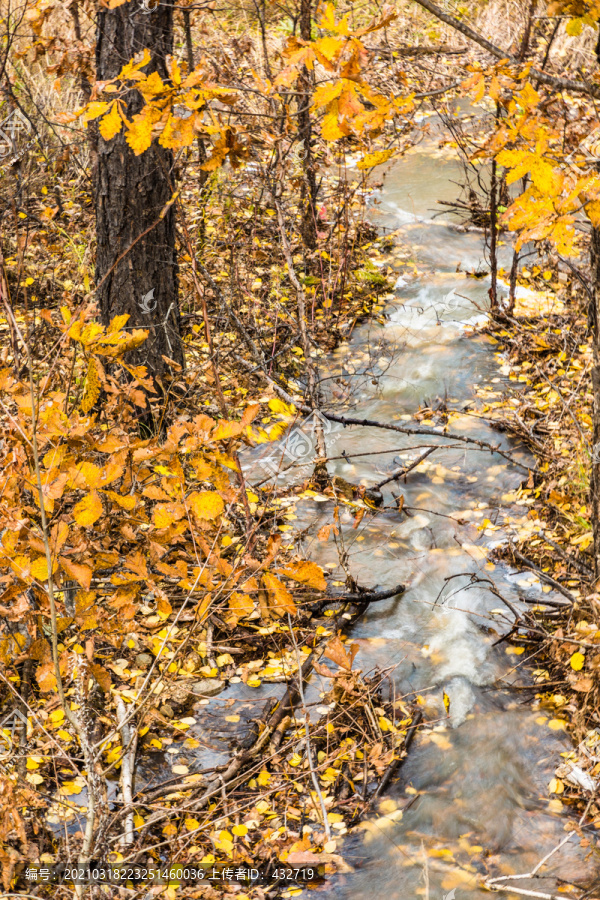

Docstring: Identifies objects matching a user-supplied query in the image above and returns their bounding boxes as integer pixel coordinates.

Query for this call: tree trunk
[590,228,600,579]
[298,0,317,251]
[95,1,183,422]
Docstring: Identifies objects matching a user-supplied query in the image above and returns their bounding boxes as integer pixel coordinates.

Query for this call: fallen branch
[303,408,532,474]
[510,546,577,604]
[484,831,575,900]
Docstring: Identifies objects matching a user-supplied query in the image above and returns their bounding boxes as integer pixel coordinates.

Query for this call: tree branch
[411,0,600,98]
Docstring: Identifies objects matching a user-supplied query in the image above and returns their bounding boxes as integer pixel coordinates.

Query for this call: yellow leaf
[549,777,564,794]
[211,420,244,441]
[268,398,295,415]
[357,149,395,170]
[321,111,347,141]
[548,718,567,731]
[185,818,200,831]
[99,101,123,141]
[189,490,225,520]
[443,690,451,715]
[73,490,103,527]
[125,109,157,155]
[61,780,83,796]
[31,556,54,581]
[257,769,271,786]
[105,491,137,510]
[232,823,248,837]
[81,357,101,414]
[83,101,110,123]
[570,651,585,671]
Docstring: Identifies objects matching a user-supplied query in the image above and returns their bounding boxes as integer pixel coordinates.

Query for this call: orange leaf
[60,558,93,590]
[277,560,326,591]
[324,635,358,670]
[262,572,296,616]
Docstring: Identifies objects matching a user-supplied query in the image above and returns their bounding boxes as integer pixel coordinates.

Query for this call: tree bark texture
[95,1,183,402]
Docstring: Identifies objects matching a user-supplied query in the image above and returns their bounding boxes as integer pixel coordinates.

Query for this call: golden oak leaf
[189,490,224,520]
[277,560,326,591]
[263,572,297,616]
[83,101,110,123]
[99,101,123,141]
[125,110,156,155]
[118,49,151,80]
[586,200,600,226]
[313,81,343,110]
[73,490,103,527]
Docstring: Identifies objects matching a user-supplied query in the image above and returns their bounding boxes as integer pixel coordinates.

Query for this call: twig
[535,530,593,577]
[305,408,532,473]
[116,697,137,846]
[287,612,331,839]
[372,709,422,800]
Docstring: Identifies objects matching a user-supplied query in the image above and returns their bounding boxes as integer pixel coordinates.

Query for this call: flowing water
[244,139,599,897]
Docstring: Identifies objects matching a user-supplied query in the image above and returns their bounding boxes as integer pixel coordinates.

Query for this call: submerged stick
[373,447,438,490]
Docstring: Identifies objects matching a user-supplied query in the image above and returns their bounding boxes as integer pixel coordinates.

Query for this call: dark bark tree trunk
[589,227,600,580]
[95,0,183,423]
[298,0,317,251]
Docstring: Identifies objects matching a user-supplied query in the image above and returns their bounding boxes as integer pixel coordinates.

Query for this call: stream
[248,137,598,897]
[136,134,599,896]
